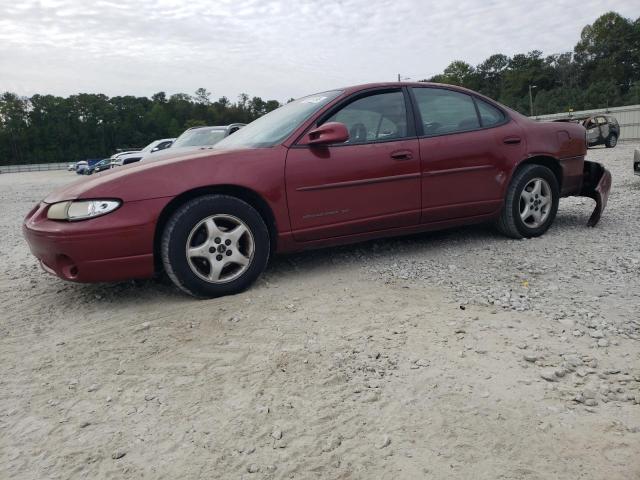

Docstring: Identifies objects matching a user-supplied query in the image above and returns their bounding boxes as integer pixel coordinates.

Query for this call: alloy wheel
[519,178,552,228]
[185,214,255,283]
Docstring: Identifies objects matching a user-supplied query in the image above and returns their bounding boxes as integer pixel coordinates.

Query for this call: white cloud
[0,0,638,101]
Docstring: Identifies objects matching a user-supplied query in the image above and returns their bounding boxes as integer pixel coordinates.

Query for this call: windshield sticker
[300,96,327,104]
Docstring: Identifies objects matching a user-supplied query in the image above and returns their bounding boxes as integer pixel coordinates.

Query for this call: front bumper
[22,197,169,283]
[578,161,612,227]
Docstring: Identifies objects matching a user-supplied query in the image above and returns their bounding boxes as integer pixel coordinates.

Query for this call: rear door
[410,86,525,222]
[285,88,421,242]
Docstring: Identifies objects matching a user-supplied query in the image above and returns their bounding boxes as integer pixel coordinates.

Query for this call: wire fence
[0,162,71,174]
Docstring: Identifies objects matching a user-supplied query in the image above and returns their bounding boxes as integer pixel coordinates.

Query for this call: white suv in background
[112,138,175,166]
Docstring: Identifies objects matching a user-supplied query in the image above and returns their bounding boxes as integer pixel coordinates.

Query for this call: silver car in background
[141,124,244,161]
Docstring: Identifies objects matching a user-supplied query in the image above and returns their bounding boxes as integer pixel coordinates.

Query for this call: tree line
[1,11,639,166]
[424,11,640,116]
[0,88,280,165]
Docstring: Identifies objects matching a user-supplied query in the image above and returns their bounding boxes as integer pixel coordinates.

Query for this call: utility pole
[529,85,537,117]
[398,73,401,82]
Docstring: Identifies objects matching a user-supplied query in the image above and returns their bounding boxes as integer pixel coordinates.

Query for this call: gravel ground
[1,143,639,479]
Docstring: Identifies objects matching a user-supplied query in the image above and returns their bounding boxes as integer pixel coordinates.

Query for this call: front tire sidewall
[508,166,559,238]
[162,195,270,298]
[605,134,617,148]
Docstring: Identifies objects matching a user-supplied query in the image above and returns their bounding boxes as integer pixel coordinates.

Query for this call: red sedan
[23,83,611,298]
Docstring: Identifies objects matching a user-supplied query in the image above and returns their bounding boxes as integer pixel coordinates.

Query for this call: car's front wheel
[605,134,617,148]
[495,164,559,239]
[161,195,270,298]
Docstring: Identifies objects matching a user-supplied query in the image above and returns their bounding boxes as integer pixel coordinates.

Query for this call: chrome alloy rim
[519,178,552,228]
[185,214,255,284]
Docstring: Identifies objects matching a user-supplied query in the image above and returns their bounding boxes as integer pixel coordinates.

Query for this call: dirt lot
[1,144,639,480]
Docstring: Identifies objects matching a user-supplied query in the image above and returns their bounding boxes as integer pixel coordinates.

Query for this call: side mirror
[151,147,159,152]
[307,122,349,146]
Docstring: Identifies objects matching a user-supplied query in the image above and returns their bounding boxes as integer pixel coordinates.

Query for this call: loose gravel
[367,143,640,338]
[1,143,638,479]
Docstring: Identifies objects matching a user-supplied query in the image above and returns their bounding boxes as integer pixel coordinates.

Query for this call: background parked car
[113,138,175,166]
[141,125,244,161]
[74,161,88,175]
[73,159,103,174]
[85,158,116,175]
[554,115,619,148]
[67,163,76,171]
[583,115,619,148]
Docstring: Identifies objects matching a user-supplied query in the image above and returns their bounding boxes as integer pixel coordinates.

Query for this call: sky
[0,0,638,103]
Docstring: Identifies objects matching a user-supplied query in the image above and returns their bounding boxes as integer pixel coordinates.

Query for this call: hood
[111,150,140,159]
[43,147,238,204]
[117,151,146,161]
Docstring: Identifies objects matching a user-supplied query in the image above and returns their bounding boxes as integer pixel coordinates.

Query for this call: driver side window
[322,90,409,144]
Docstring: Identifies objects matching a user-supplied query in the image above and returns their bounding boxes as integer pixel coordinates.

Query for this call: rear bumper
[578,161,612,227]
[22,197,169,283]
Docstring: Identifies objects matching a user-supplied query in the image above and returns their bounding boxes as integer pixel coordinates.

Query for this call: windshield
[214,90,342,149]
[173,128,227,148]
[140,140,160,152]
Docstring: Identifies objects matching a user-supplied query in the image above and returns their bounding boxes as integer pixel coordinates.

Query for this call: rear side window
[411,88,479,136]
[475,99,505,127]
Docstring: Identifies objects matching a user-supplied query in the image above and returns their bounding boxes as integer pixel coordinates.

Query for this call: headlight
[47,200,121,221]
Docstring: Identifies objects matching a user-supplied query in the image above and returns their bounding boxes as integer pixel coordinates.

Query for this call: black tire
[161,194,270,298]
[495,164,559,239]
[605,134,617,148]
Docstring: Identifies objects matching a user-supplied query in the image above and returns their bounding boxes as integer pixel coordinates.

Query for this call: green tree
[0,90,281,165]
[421,11,639,115]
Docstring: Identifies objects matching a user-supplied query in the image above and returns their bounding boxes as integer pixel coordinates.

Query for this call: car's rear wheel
[495,164,559,239]
[605,134,617,148]
[161,195,270,298]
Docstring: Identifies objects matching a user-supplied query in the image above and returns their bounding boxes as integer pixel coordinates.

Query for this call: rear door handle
[503,136,521,145]
[390,150,413,160]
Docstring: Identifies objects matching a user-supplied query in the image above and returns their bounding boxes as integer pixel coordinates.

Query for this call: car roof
[338,81,475,94]
[330,82,511,111]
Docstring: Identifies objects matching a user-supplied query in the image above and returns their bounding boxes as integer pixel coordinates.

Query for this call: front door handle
[503,136,521,145]
[390,150,413,160]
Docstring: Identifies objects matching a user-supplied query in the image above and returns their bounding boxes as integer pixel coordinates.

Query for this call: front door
[585,117,600,145]
[285,89,421,242]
